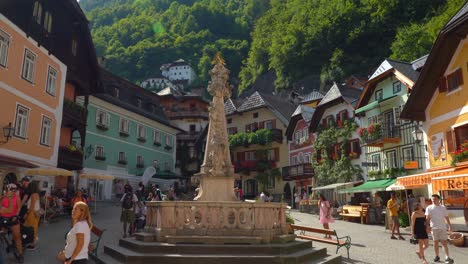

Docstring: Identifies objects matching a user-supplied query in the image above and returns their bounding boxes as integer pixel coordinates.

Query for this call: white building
[140,76,175,91]
[160,59,197,85]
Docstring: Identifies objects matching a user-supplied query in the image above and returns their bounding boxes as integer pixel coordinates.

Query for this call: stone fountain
[101,56,341,264]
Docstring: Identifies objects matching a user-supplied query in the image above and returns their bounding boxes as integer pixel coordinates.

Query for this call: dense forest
[80,0,466,94]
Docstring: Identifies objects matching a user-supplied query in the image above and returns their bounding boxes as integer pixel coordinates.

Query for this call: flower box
[137,137,146,143]
[119,131,129,137]
[153,141,161,147]
[96,123,108,131]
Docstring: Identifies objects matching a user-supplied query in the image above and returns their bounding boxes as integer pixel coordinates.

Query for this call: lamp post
[1,122,13,144]
[85,145,95,159]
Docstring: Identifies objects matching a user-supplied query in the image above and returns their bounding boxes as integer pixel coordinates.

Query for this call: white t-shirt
[425,204,448,229]
[64,221,91,260]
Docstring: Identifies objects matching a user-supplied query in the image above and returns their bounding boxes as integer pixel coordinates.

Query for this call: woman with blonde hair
[411,202,429,264]
[59,201,92,264]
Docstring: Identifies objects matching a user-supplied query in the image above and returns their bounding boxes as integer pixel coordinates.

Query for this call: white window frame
[96,109,110,127]
[119,118,129,133]
[43,11,52,33]
[21,49,36,83]
[245,151,255,161]
[39,116,52,146]
[294,131,301,142]
[137,155,144,165]
[386,150,398,169]
[267,149,275,161]
[45,66,57,96]
[402,147,414,162]
[0,29,11,67]
[137,124,145,139]
[304,154,311,163]
[95,146,104,157]
[14,105,29,139]
[370,154,381,172]
[165,135,172,146]
[118,152,126,161]
[33,1,42,24]
[153,130,160,143]
[264,120,273,129]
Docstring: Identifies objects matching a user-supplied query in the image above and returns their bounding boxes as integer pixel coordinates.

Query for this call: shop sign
[361,162,378,167]
[445,178,468,189]
[397,175,432,186]
[404,161,418,169]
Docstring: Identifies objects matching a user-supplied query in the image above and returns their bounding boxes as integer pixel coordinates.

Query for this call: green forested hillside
[80,0,466,93]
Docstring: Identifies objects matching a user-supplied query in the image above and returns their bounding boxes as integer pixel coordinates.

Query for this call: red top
[1,195,19,218]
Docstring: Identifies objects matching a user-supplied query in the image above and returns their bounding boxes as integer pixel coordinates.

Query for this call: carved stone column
[194,56,238,201]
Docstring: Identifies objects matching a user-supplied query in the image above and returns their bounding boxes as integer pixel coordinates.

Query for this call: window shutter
[336,113,341,122]
[355,141,362,154]
[456,68,463,86]
[439,77,447,92]
[258,121,264,129]
[237,152,244,161]
[234,127,238,134]
[393,106,401,125]
[344,142,350,156]
[272,120,276,129]
[274,148,279,161]
[446,130,455,153]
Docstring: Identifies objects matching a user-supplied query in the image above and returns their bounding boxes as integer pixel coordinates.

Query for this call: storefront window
[441,189,468,209]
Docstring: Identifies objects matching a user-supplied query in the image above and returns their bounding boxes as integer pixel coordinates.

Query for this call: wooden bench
[339,205,368,224]
[291,224,351,258]
[89,225,105,260]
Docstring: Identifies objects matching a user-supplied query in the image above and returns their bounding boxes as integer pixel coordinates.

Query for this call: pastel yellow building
[401,3,468,231]
[225,92,295,201]
[0,14,66,183]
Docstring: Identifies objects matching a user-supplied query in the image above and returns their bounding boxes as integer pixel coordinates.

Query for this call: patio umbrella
[79,173,115,213]
[25,167,73,222]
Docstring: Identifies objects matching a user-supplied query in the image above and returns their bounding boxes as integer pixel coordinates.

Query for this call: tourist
[136,182,145,201]
[24,181,41,250]
[71,191,87,207]
[411,203,429,264]
[0,183,24,263]
[60,201,92,264]
[121,185,138,238]
[135,201,147,232]
[318,194,334,238]
[425,194,453,264]
[18,176,31,223]
[373,192,383,223]
[294,191,301,209]
[260,192,267,202]
[114,180,124,206]
[0,188,15,263]
[387,192,404,240]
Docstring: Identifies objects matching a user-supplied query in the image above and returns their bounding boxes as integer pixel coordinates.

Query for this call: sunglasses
[7,188,17,191]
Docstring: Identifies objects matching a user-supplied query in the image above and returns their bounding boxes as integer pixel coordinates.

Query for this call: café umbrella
[79,173,115,213]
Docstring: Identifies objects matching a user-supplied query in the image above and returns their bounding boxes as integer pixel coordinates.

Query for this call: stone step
[103,243,329,264]
[165,235,264,244]
[306,254,342,264]
[119,238,312,255]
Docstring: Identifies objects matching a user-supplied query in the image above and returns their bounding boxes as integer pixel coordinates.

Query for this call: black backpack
[122,193,134,209]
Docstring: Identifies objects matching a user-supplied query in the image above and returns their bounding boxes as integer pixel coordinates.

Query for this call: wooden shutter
[258,121,264,129]
[446,130,455,153]
[237,152,244,161]
[344,142,350,156]
[272,120,276,129]
[439,77,447,92]
[393,106,401,125]
[343,110,349,120]
[354,140,362,154]
[274,148,280,161]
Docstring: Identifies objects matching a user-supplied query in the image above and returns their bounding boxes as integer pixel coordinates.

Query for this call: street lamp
[412,125,424,143]
[1,122,13,143]
[85,145,94,159]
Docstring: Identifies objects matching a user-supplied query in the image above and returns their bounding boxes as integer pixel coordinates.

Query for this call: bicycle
[0,224,18,260]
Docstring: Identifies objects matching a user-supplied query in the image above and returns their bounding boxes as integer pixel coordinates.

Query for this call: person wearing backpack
[120,185,138,238]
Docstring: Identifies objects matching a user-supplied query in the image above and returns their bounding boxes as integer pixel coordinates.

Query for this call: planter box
[137,137,146,143]
[95,156,106,161]
[119,131,129,137]
[96,123,108,131]
[153,142,161,147]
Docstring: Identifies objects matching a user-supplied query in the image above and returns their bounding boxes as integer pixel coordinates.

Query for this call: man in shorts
[426,194,454,263]
[387,192,404,240]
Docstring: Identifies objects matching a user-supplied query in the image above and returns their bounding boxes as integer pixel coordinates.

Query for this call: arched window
[33,1,42,24]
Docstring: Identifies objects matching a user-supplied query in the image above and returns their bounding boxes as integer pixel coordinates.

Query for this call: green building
[80,69,180,200]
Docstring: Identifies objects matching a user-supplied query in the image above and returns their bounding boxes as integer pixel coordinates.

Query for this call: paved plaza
[7,202,467,264]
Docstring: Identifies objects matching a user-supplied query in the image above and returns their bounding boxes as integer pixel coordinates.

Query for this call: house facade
[354,59,427,195]
[161,59,197,85]
[225,92,295,201]
[158,91,209,187]
[80,70,179,199]
[284,91,323,204]
[400,3,468,231]
[0,13,66,188]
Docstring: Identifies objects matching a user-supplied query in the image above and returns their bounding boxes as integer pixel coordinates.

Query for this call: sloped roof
[236,91,267,112]
[401,2,468,121]
[411,54,429,71]
[301,90,324,103]
[224,98,238,115]
[387,59,420,83]
[286,105,316,140]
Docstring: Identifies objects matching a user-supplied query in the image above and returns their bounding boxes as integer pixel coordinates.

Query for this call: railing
[63,99,87,126]
[58,146,83,170]
[282,163,314,181]
[145,201,287,243]
[233,160,276,173]
[360,124,400,146]
[271,128,283,143]
[165,108,208,119]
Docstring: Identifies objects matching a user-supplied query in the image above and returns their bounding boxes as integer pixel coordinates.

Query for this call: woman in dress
[318,194,334,238]
[411,203,429,264]
[62,201,92,264]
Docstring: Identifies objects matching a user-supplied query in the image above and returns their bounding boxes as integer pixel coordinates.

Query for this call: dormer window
[43,11,52,33]
[33,1,42,24]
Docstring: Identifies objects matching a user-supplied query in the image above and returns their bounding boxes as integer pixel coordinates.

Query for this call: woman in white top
[63,201,92,264]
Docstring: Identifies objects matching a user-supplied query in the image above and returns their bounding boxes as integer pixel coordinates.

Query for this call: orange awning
[396,168,456,187]
[432,174,468,192]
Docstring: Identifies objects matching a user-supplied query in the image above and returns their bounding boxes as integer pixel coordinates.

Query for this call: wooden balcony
[57,146,83,171]
[361,124,401,147]
[282,163,314,181]
[62,99,87,127]
[165,108,208,119]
